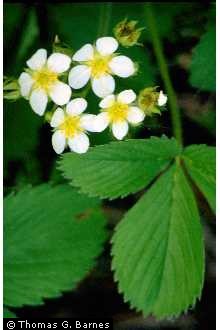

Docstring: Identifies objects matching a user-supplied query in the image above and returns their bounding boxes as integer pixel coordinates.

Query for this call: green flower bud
[138,87,161,116]
[3,77,21,101]
[113,18,144,48]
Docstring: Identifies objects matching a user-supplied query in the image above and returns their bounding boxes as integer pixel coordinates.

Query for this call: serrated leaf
[4,184,107,307]
[111,164,204,319]
[59,137,181,200]
[4,308,17,318]
[183,144,216,213]
[189,24,216,91]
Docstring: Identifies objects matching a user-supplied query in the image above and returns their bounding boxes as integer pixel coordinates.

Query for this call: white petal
[72,44,94,61]
[50,108,65,128]
[117,89,136,104]
[92,74,115,98]
[99,94,115,108]
[66,98,87,115]
[93,112,110,132]
[109,55,135,78]
[112,121,129,140]
[52,130,66,154]
[26,49,47,70]
[68,65,91,89]
[18,72,34,98]
[68,133,90,154]
[29,89,48,116]
[96,37,118,56]
[158,90,168,106]
[127,106,145,124]
[47,53,71,73]
[49,81,71,106]
[80,114,97,132]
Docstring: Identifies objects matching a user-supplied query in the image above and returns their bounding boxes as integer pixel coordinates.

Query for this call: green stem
[144,3,183,146]
[97,3,112,37]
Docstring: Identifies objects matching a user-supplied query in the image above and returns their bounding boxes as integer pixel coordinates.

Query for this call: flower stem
[97,3,113,37]
[144,3,183,146]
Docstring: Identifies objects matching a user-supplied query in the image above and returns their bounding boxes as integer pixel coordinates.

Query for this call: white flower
[68,37,135,98]
[93,89,145,140]
[18,49,72,116]
[50,98,96,154]
[157,90,167,106]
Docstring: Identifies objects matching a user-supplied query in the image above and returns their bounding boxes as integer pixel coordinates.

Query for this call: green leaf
[59,137,181,200]
[4,184,107,307]
[4,308,17,318]
[189,24,216,91]
[183,144,216,213]
[111,164,204,319]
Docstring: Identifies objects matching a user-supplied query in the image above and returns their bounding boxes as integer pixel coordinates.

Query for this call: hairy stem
[144,3,183,146]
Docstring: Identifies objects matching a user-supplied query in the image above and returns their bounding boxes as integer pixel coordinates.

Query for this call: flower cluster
[17,36,167,154]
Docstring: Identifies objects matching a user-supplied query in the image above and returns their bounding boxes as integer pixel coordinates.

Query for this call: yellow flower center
[107,102,129,123]
[59,115,82,138]
[32,67,58,92]
[86,52,112,78]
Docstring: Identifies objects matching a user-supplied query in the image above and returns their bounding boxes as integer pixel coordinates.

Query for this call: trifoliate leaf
[183,144,216,213]
[4,308,17,318]
[111,164,204,319]
[4,184,107,307]
[59,137,181,200]
[189,24,216,91]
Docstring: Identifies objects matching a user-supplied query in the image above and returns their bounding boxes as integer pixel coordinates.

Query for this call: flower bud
[113,18,144,47]
[138,87,165,116]
[3,77,21,101]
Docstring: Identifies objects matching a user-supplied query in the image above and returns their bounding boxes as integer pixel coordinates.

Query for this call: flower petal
[158,90,168,106]
[50,108,65,128]
[68,65,91,89]
[117,89,136,104]
[112,121,129,140]
[29,89,48,116]
[18,72,34,98]
[80,114,97,132]
[99,94,115,108]
[49,81,71,106]
[47,53,71,73]
[109,55,135,78]
[93,112,110,132]
[96,37,118,56]
[127,106,145,124]
[66,98,87,116]
[92,74,115,98]
[52,130,66,154]
[26,49,47,70]
[72,44,94,61]
[68,133,90,154]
